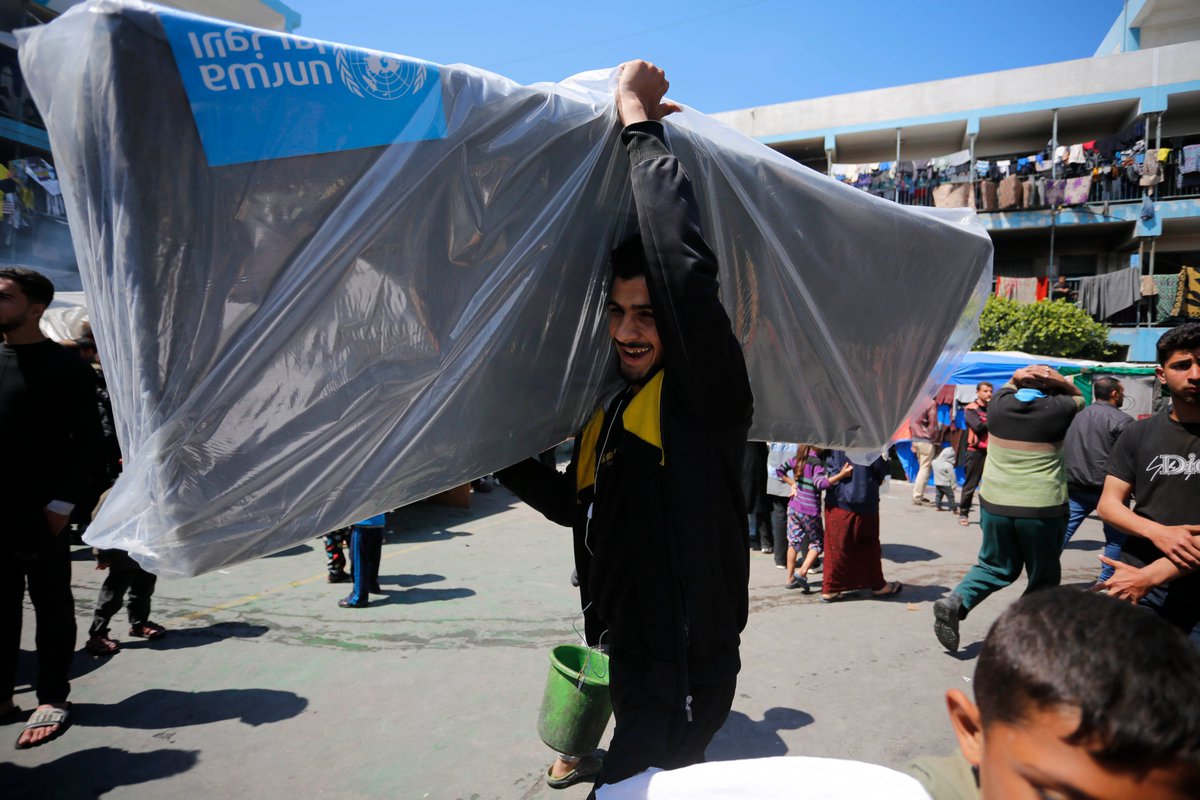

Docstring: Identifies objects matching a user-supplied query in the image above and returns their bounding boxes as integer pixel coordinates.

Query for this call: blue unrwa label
[158,8,446,167]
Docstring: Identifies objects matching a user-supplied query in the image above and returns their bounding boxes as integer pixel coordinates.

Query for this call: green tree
[973,296,1118,360]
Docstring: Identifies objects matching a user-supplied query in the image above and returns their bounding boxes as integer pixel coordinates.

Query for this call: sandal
[820,590,860,603]
[546,753,601,789]
[958,517,970,527]
[15,704,70,750]
[85,632,121,656]
[128,621,167,640]
[872,581,904,598]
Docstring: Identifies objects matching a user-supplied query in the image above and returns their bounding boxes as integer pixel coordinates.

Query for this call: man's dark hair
[975,588,1200,784]
[610,235,647,282]
[1093,376,1122,402]
[0,267,54,306]
[975,381,992,392]
[1156,322,1200,366]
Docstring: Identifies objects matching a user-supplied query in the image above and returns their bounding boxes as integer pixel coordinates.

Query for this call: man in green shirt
[933,365,1082,653]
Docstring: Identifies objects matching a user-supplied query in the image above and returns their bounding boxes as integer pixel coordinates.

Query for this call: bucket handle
[572,604,608,688]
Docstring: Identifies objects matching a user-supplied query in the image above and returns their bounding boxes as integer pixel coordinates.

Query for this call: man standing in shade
[1061,376,1129,581]
[499,61,752,791]
[933,365,1082,653]
[0,267,102,748]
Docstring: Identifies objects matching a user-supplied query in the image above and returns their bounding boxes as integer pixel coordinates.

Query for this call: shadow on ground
[379,572,444,588]
[71,687,308,729]
[115,622,269,652]
[950,641,984,662]
[12,641,113,692]
[708,707,814,760]
[0,746,199,799]
[891,583,951,603]
[264,543,314,558]
[1063,539,1102,552]
[378,586,477,605]
[881,543,941,563]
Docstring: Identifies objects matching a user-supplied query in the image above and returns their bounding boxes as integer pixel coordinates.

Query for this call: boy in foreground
[595,588,1200,799]
[911,587,1199,799]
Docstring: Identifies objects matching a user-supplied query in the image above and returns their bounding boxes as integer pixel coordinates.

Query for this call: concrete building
[0,0,299,289]
[713,0,1200,360]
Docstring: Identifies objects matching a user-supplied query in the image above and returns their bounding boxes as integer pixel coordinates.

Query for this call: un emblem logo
[335,48,427,100]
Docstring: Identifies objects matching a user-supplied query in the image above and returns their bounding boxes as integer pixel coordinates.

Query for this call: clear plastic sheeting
[18,1,992,576]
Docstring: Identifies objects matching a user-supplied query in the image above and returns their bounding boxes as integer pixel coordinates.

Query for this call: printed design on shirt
[1145,453,1200,481]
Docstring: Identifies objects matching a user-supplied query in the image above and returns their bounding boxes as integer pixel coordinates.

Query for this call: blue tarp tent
[947,351,1101,387]
[894,351,1102,487]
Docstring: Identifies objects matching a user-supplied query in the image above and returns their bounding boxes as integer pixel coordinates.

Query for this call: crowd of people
[934,324,1200,654]
[746,443,902,602]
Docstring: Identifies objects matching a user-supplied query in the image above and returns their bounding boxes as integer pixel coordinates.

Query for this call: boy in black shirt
[1098,323,1200,636]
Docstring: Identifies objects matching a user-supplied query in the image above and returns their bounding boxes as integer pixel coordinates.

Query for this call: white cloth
[945,149,971,167]
[595,757,933,800]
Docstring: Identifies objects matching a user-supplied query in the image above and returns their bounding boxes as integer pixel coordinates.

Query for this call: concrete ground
[2,480,1107,799]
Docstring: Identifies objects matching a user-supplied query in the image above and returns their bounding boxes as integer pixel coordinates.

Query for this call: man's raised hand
[616,60,683,127]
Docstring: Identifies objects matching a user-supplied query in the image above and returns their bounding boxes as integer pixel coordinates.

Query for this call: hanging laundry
[1179,145,1200,189]
[998,175,1022,209]
[1140,159,1163,187]
[1181,145,1200,174]
[1044,179,1066,207]
[1171,266,1200,320]
[1068,144,1085,164]
[1076,268,1141,319]
[1022,178,1039,207]
[933,182,972,208]
[1036,277,1049,302]
[1141,274,1158,298]
[1141,194,1155,221]
[1062,175,1092,205]
[1153,273,1179,320]
[995,276,1039,304]
[1013,277,1038,304]
[979,181,998,211]
[945,149,971,167]
[1157,148,1171,162]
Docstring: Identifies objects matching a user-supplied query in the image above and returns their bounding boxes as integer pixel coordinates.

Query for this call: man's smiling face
[608,275,662,385]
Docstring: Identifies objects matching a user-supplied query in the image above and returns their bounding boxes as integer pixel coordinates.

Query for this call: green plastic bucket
[536,643,612,757]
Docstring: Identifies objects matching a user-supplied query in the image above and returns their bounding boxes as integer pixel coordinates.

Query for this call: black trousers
[769,496,789,566]
[1,521,75,705]
[89,550,157,635]
[589,655,736,794]
[958,450,986,518]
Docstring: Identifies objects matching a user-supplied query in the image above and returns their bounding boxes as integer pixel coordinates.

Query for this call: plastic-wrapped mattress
[18,0,992,576]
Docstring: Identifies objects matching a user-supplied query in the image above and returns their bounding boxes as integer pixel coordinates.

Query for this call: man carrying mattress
[499,60,753,791]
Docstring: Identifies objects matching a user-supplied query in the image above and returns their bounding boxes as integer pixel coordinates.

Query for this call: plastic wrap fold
[18,0,992,576]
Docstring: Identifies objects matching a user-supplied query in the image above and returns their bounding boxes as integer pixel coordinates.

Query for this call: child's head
[944,588,1200,800]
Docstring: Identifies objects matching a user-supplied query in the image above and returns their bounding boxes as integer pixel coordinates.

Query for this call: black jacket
[499,121,752,710]
[0,338,103,517]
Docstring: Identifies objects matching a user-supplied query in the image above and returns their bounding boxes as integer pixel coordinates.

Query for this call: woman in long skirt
[820,450,903,602]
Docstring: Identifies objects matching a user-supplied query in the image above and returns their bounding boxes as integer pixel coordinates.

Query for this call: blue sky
[285,1,1126,114]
